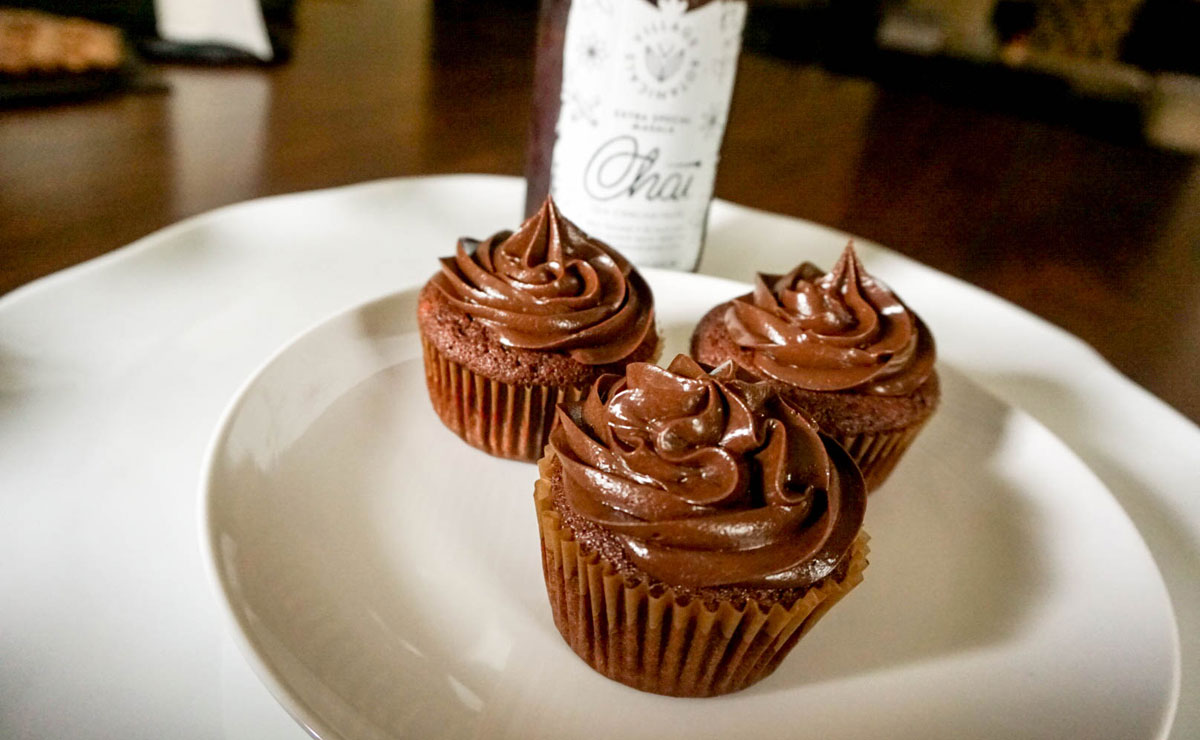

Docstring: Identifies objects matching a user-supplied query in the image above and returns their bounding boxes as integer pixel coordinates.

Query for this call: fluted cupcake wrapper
[421,337,588,462]
[834,420,928,492]
[534,453,869,697]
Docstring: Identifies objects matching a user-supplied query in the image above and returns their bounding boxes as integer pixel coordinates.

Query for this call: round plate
[203,269,1179,740]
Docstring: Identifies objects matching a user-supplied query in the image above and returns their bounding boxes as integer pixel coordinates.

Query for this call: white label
[550,0,746,270]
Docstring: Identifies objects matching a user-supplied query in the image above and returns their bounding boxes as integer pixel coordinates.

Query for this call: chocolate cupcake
[691,243,938,491]
[535,355,868,697]
[418,197,658,461]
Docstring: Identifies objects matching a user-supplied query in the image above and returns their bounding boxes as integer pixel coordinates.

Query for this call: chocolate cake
[417,196,659,461]
[534,355,868,696]
[691,243,939,490]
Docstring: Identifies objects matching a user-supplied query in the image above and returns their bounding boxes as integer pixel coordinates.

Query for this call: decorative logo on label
[625,0,700,99]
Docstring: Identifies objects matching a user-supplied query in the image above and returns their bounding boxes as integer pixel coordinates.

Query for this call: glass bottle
[524,0,747,271]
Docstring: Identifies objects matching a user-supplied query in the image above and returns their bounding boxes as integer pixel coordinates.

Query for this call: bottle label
[549,0,746,270]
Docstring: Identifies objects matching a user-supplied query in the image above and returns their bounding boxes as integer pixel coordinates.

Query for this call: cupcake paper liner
[421,337,588,462]
[834,420,928,492]
[533,453,870,697]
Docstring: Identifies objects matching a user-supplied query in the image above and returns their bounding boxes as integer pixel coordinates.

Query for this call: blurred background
[2,0,1198,423]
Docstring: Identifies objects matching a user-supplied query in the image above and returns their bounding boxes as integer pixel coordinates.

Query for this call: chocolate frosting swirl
[430,197,655,365]
[724,244,935,395]
[549,355,865,590]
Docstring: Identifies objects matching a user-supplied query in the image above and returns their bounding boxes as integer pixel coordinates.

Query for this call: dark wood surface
[2,0,1198,425]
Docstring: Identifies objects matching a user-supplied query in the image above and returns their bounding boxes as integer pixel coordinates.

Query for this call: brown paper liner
[533,453,869,697]
[421,336,589,462]
[833,419,928,492]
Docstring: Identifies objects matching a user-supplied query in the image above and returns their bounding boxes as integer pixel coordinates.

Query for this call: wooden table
[3,0,1198,425]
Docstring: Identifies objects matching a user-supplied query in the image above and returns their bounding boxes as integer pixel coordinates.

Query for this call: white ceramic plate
[204,269,1179,740]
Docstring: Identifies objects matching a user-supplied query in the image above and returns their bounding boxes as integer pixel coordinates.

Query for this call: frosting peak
[725,243,935,395]
[549,355,864,590]
[432,197,655,365]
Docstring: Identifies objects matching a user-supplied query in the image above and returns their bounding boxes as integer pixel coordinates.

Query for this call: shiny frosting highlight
[431,197,654,365]
[549,355,864,590]
[724,244,935,395]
